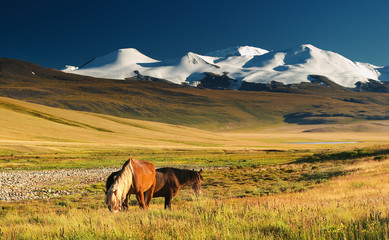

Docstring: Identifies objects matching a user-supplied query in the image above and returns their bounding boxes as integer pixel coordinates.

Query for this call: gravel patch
[0,168,119,202]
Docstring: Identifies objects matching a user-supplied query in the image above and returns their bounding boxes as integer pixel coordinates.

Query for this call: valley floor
[0,95,388,239]
[0,144,388,239]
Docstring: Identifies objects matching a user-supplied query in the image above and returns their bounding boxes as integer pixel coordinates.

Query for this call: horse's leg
[122,193,130,211]
[135,192,147,209]
[145,179,156,208]
[144,190,150,207]
[164,195,172,210]
[144,188,153,207]
[144,190,151,208]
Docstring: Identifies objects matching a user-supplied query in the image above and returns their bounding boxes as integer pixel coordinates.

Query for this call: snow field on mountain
[63,44,387,88]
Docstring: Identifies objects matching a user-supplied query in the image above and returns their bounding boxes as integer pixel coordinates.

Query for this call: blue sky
[1,0,388,69]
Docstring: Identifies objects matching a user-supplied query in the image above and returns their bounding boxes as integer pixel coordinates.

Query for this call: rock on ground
[0,168,118,202]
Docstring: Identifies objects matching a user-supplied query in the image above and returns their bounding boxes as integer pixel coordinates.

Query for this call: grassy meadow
[1,144,389,239]
[0,96,389,239]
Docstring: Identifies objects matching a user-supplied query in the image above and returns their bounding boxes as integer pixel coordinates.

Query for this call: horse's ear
[199,169,203,180]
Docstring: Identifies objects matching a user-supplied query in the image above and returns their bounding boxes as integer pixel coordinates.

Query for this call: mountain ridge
[1,57,388,130]
[63,44,388,89]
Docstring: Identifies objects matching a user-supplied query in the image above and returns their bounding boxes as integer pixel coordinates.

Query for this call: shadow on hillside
[297,169,351,182]
[293,148,389,164]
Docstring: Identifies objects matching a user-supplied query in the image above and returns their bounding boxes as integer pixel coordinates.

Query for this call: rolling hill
[0,96,234,148]
[1,95,388,154]
[0,58,388,131]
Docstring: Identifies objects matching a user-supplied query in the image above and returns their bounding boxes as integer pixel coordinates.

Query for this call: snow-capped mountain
[63,44,388,89]
[206,46,269,57]
[135,52,224,84]
[64,48,159,80]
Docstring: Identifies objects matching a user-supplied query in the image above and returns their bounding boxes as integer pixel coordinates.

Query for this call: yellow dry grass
[0,96,388,154]
[0,96,229,148]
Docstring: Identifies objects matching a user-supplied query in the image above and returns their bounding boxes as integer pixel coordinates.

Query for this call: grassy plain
[0,145,389,239]
[0,95,389,239]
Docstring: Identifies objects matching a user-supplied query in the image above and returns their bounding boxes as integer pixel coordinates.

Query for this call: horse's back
[153,168,180,197]
[133,159,156,175]
[131,159,156,191]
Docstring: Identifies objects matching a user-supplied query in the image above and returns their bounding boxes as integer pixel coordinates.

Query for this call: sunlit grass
[1,159,389,239]
[0,148,309,170]
[1,146,388,239]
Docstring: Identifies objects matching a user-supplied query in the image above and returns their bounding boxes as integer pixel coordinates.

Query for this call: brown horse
[154,168,203,209]
[105,167,203,210]
[104,158,156,212]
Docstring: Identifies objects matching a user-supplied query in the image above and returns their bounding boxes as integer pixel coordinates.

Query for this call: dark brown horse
[154,168,203,209]
[105,167,203,210]
[104,158,156,212]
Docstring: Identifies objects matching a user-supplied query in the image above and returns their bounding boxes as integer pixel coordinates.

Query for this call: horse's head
[104,163,133,213]
[105,187,122,213]
[191,169,203,196]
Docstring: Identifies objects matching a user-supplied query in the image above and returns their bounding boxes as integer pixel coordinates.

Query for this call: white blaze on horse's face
[106,189,121,213]
[108,200,120,213]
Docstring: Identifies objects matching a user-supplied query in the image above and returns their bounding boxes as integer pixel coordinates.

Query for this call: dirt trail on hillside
[0,168,118,202]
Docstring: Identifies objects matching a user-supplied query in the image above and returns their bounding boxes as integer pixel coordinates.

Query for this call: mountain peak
[63,44,386,88]
[112,48,157,62]
[286,44,321,54]
[77,48,158,69]
[206,46,269,58]
[183,52,204,64]
[299,44,317,49]
[116,48,144,55]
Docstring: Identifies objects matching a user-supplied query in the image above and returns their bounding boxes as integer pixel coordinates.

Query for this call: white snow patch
[64,65,78,71]
[62,44,386,88]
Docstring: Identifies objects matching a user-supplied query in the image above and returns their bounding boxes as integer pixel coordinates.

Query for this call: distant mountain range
[1,57,388,129]
[63,44,389,89]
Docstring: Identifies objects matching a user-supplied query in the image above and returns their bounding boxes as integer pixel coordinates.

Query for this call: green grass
[1,59,389,238]
[0,148,307,170]
[1,146,388,239]
[297,146,389,163]
[1,182,389,239]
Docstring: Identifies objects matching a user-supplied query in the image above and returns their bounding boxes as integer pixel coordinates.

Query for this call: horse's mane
[105,159,134,206]
[106,170,120,191]
[158,167,200,185]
